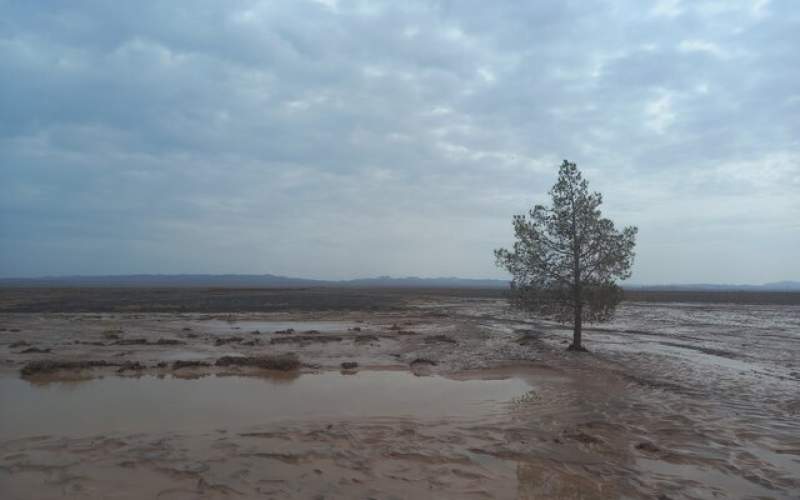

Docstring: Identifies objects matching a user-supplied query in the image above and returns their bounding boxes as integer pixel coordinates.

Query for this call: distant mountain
[0,274,509,289]
[626,281,800,292]
[1,274,797,291]
[762,281,800,291]
[0,274,326,288]
[344,276,508,288]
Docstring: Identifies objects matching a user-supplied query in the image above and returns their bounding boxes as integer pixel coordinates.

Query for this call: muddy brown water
[0,371,532,439]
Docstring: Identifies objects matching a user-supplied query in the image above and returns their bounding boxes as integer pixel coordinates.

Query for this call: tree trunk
[571,303,583,349]
[569,205,586,352]
[569,280,586,352]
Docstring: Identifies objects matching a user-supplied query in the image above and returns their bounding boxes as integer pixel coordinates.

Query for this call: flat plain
[1,287,799,499]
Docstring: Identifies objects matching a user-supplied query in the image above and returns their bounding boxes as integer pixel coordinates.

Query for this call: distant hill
[626,281,800,292]
[0,274,797,291]
[0,274,509,288]
[0,274,325,288]
[344,276,508,288]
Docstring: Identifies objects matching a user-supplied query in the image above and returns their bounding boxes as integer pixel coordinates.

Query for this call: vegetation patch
[102,330,123,339]
[635,441,661,453]
[172,360,211,369]
[113,338,148,345]
[155,338,186,345]
[354,334,379,344]
[424,334,457,344]
[214,336,244,346]
[20,347,51,354]
[215,354,300,371]
[515,330,542,345]
[21,360,116,376]
[270,335,342,345]
[116,361,145,373]
[410,358,438,366]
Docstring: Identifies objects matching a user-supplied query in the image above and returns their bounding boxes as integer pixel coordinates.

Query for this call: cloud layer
[1,0,798,283]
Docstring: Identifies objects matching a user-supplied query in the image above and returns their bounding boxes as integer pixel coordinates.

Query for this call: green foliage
[495,160,637,327]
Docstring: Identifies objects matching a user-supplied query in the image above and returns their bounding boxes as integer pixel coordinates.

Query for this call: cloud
[677,39,730,58]
[0,0,798,283]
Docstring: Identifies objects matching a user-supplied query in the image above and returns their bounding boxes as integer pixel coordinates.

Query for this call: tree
[494,160,637,351]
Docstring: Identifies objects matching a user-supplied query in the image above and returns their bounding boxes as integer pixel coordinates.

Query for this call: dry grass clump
[172,360,211,369]
[354,335,379,344]
[215,354,300,371]
[21,360,115,376]
[423,334,457,344]
[270,335,342,345]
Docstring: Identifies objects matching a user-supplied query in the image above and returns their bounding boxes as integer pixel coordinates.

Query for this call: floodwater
[0,371,532,440]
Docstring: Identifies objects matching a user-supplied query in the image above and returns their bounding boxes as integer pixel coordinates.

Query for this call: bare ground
[0,287,799,499]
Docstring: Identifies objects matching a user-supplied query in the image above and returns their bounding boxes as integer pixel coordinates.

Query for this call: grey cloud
[1,0,797,282]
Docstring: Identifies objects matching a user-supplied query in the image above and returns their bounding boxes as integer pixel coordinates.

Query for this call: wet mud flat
[0,288,799,499]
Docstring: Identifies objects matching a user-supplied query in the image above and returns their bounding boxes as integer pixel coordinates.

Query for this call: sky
[1,0,798,284]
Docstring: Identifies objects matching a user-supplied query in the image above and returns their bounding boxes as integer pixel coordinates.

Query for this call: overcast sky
[1,1,798,283]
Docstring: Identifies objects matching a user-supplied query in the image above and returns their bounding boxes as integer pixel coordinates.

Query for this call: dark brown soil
[270,335,343,345]
[113,338,148,345]
[20,360,117,376]
[635,441,661,453]
[116,361,145,373]
[0,287,431,312]
[2,287,796,314]
[354,334,379,343]
[567,343,589,352]
[20,347,51,354]
[214,336,244,346]
[154,338,186,346]
[172,360,212,370]
[623,289,800,305]
[214,354,300,371]
[424,334,457,344]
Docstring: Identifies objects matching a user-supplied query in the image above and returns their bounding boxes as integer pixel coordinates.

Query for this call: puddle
[193,320,356,334]
[0,372,532,439]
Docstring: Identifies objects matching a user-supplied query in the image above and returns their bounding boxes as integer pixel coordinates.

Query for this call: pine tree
[495,160,637,350]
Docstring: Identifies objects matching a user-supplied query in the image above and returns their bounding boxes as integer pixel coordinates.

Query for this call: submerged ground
[0,287,798,499]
